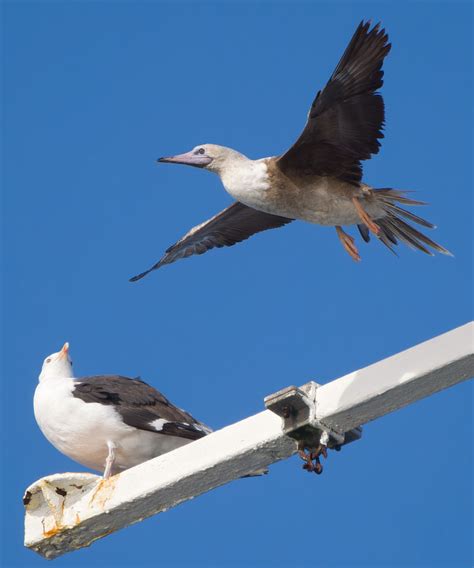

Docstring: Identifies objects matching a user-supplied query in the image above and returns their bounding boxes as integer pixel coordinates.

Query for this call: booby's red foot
[299,444,327,475]
[299,449,315,472]
[336,226,361,262]
[352,197,380,235]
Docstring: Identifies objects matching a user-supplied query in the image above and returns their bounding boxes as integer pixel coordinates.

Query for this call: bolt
[281,405,292,419]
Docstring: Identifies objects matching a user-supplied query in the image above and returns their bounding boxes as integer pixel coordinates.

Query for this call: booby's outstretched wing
[277,21,391,185]
[130,202,292,281]
[73,375,211,440]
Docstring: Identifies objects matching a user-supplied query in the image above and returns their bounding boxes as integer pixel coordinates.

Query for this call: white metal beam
[24,322,474,559]
[315,321,474,432]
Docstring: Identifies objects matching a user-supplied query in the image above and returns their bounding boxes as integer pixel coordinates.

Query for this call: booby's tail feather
[372,189,453,257]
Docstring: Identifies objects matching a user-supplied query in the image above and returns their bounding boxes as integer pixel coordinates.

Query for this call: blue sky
[2,1,472,567]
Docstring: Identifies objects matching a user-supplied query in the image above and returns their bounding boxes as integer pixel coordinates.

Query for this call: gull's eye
[196,148,205,155]
[46,358,52,364]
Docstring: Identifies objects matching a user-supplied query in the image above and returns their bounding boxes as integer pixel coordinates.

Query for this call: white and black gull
[130,21,451,281]
[34,343,215,478]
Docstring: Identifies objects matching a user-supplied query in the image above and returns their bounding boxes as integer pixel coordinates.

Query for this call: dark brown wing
[277,21,391,185]
[73,375,211,440]
[130,202,293,281]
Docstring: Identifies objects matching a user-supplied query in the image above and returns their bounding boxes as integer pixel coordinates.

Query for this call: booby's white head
[158,144,248,175]
[39,342,73,383]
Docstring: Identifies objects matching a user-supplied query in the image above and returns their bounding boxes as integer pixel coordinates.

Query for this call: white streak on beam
[315,322,474,432]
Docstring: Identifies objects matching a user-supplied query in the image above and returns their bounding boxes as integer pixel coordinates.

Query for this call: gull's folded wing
[130,202,293,281]
[74,375,211,439]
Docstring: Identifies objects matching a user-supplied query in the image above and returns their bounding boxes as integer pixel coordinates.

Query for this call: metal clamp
[264,381,362,451]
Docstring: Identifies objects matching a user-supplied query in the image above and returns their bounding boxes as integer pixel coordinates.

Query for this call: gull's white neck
[39,372,72,384]
[218,157,271,211]
[38,361,74,383]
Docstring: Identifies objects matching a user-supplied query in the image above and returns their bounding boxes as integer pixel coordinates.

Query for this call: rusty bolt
[281,405,292,419]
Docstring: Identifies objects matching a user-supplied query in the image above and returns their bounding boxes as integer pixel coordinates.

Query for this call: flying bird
[34,343,221,478]
[130,21,450,281]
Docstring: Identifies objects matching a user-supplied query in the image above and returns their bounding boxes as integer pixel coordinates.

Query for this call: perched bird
[34,343,214,478]
[130,21,450,282]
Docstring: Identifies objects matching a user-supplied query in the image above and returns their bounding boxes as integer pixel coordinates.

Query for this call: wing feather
[73,375,210,441]
[130,202,292,281]
[277,21,391,184]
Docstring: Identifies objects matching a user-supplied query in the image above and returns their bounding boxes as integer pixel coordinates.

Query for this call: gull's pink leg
[103,440,117,479]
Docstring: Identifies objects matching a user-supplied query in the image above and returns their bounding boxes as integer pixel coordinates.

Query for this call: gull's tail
[358,188,453,257]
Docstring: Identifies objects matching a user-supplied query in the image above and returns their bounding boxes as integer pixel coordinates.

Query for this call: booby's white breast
[220,159,271,211]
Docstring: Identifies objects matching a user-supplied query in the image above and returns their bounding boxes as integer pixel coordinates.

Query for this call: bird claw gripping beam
[264,382,362,475]
[298,436,328,475]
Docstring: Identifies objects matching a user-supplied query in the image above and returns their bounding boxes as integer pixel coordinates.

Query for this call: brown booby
[130,21,451,281]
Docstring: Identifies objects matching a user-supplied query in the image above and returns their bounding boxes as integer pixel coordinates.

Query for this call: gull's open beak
[58,342,69,359]
[157,151,212,168]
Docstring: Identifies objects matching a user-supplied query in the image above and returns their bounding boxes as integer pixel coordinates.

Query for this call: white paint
[25,322,474,559]
[315,321,474,432]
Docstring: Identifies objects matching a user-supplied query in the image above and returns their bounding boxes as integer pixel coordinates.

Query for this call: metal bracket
[264,381,362,451]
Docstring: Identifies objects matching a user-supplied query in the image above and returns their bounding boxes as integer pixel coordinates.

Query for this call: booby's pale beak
[58,342,70,359]
[157,151,212,168]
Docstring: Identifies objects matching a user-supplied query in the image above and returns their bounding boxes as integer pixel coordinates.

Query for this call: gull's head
[157,144,246,175]
[39,342,73,383]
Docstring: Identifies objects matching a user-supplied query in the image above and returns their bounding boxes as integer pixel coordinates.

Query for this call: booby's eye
[46,358,52,363]
[196,148,205,155]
